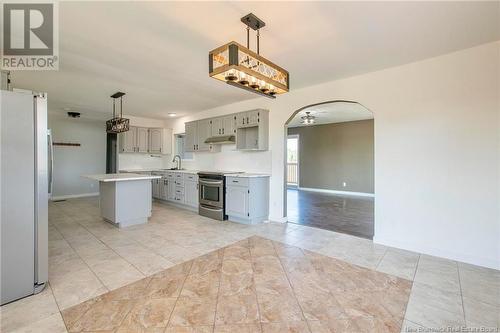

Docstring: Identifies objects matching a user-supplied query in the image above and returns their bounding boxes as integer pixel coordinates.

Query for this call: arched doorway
[283,101,375,239]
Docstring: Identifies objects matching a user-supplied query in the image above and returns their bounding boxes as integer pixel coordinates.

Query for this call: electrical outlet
[342,182,347,187]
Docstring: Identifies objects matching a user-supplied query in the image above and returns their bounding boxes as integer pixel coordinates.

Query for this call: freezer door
[35,94,49,287]
[0,90,36,305]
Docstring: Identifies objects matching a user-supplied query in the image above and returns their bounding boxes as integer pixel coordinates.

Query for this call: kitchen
[113,108,270,224]
[1,2,499,332]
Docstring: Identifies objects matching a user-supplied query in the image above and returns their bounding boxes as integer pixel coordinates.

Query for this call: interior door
[136,127,149,153]
[226,185,249,219]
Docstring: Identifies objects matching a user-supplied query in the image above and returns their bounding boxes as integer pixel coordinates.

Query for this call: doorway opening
[287,134,299,188]
[284,101,375,239]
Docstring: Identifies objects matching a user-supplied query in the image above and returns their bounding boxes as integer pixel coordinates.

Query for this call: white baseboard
[297,187,374,198]
[373,236,500,270]
[268,216,287,223]
[50,192,99,201]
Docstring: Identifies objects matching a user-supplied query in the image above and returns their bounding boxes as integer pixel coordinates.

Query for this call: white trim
[373,236,500,270]
[50,192,99,201]
[297,187,374,197]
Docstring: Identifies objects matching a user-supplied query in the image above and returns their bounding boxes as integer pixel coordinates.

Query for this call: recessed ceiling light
[168,113,177,117]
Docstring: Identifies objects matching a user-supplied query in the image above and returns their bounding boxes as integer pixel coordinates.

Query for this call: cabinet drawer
[175,173,183,179]
[175,186,184,195]
[184,173,198,181]
[226,177,248,187]
[174,179,184,187]
[166,173,174,178]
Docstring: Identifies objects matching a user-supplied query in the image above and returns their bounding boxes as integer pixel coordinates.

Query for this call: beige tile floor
[1,197,499,332]
[60,236,412,332]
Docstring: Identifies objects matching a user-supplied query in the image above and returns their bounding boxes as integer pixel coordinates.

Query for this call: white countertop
[118,169,269,177]
[225,173,271,178]
[120,168,199,174]
[84,173,162,182]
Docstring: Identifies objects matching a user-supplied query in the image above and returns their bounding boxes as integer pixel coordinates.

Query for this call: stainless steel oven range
[198,171,242,221]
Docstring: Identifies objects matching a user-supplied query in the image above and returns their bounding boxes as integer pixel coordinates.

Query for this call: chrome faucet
[172,154,182,170]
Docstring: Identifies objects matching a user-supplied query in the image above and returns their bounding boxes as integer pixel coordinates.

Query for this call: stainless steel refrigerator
[1,90,50,305]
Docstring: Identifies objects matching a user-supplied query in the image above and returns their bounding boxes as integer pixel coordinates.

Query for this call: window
[174,134,194,160]
[287,135,299,186]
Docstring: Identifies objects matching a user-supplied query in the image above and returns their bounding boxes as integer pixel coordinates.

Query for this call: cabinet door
[160,178,168,200]
[197,119,211,151]
[136,127,149,153]
[226,186,249,219]
[236,112,246,127]
[167,179,176,201]
[222,115,236,135]
[210,118,222,137]
[149,128,163,153]
[184,180,199,208]
[119,127,137,152]
[184,122,197,152]
[152,178,160,198]
[247,110,260,126]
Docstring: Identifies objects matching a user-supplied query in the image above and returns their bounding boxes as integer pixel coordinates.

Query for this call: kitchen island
[84,173,161,228]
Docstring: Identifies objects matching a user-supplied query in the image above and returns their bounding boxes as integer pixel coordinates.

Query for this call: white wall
[171,42,500,269]
[48,115,106,199]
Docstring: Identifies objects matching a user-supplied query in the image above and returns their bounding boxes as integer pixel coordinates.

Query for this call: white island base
[84,173,161,228]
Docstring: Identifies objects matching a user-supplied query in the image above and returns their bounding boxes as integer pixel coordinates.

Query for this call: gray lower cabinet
[225,176,270,224]
[152,172,198,210]
[184,180,199,208]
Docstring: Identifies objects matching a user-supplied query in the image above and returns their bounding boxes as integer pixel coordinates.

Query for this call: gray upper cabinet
[211,115,236,136]
[236,109,269,151]
[197,119,211,151]
[136,127,149,153]
[119,126,137,152]
[184,121,197,152]
[223,115,237,135]
[148,128,163,153]
[210,117,223,137]
[183,109,268,153]
[120,127,172,154]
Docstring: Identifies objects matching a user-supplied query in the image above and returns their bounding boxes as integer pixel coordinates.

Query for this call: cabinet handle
[247,117,249,123]
[222,128,224,134]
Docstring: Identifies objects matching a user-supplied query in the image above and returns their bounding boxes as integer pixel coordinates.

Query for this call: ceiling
[10,1,500,120]
[287,102,373,128]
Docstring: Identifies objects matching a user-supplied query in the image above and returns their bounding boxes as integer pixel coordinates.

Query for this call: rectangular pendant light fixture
[208,14,289,99]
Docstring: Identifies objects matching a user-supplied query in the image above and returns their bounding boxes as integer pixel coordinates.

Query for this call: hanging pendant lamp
[106,92,130,133]
[209,13,289,99]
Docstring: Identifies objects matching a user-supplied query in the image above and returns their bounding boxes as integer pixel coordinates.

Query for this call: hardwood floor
[287,188,374,239]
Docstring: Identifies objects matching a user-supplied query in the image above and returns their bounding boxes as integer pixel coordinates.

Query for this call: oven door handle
[199,179,223,185]
[200,205,222,212]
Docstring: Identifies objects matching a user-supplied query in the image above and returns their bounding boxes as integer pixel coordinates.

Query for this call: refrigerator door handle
[47,129,54,196]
